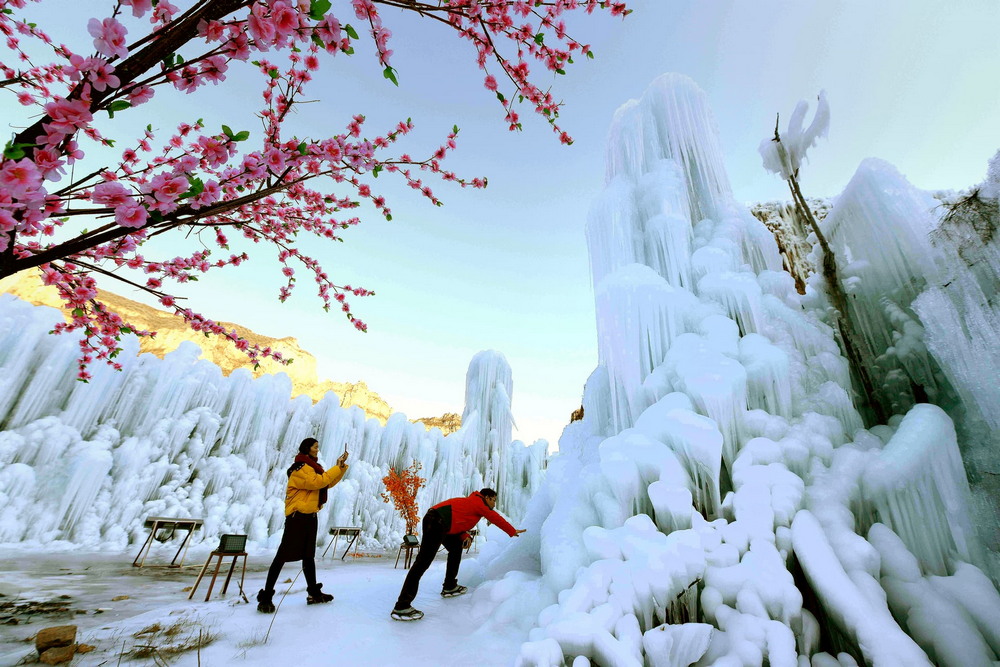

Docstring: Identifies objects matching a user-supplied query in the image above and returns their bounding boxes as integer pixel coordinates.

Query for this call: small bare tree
[761,94,886,425]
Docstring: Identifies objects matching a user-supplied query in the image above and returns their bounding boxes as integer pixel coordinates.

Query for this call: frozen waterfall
[0,295,545,552]
[465,73,1000,667]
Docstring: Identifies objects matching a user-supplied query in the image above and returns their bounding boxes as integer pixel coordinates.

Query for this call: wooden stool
[394,534,420,569]
[189,534,249,602]
[321,526,362,561]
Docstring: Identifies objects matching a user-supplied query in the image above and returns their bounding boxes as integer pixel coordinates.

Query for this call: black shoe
[306,583,333,605]
[390,606,424,621]
[256,589,275,614]
[441,585,467,598]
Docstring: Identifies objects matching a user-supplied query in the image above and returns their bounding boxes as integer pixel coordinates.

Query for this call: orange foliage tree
[381,461,425,535]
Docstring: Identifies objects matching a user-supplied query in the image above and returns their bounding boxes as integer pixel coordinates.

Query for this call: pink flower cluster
[0,0,628,376]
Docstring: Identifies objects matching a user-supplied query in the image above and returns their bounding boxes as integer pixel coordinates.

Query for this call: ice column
[605,73,735,223]
[461,350,515,499]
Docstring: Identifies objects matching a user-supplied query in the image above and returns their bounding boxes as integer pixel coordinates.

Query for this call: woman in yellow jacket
[257,437,348,613]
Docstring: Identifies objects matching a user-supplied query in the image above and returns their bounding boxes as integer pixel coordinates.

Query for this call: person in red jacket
[391,488,525,621]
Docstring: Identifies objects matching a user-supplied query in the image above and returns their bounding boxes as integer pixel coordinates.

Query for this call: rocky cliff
[0,271,459,433]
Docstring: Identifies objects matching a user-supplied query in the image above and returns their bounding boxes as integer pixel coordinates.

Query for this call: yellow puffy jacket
[285,463,347,516]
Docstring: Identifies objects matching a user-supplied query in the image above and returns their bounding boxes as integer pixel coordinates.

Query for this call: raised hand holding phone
[337,443,349,468]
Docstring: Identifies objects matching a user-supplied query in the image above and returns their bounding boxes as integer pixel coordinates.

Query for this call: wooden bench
[132,517,204,568]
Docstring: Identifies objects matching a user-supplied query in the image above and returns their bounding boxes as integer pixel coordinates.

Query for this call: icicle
[861,404,979,575]
[595,264,696,432]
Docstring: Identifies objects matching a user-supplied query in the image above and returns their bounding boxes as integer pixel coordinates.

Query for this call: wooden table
[321,526,362,560]
[132,517,204,568]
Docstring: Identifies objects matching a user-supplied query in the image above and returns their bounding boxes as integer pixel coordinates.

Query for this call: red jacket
[430,491,517,540]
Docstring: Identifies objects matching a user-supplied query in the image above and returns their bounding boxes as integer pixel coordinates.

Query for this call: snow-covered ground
[0,546,519,665]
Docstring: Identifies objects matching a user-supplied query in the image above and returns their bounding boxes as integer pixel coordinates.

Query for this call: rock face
[0,271,457,431]
[413,412,462,435]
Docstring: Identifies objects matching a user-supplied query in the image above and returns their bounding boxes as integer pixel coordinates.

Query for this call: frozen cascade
[462,350,516,504]
[593,263,696,433]
[860,404,979,576]
[819,159,946,414]
[0,297,545,551]
[461,73,1000,667]
[605,73,734,223]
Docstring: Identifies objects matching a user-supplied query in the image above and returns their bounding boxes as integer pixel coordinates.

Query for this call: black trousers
[394,510,464,610]
[264,512,318,592]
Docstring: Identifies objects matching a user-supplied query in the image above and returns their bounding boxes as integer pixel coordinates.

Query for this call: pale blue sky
[6,1,999,446]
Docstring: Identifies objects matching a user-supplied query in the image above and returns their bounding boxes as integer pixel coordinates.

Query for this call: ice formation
[0,299,543,552]
[463,73,1000,667]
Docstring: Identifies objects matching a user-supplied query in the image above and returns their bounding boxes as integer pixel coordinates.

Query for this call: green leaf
[345,23,359,39]
[452,124,459,134]
[385,214,392,221]
[372,164,382,178]
[555,68,565,75]
[233,130,250,142]
[344,46,355,55]
[383,66,398,86]
[311,32,325,49]
[161,53,174,70]
[586,50,595,59]
[534,32,544,45]
[106,100,131,119]
[3,141,33,160]
[222,124,234,139]
[496,92,505,103]
[179,175,204,200]
[309,0,332,20]
[268,68,279,79]
[297,141,308,155]
[120,327,132,334]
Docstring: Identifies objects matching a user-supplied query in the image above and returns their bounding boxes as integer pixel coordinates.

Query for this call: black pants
[264,512,318,592]
[394,510,464,610]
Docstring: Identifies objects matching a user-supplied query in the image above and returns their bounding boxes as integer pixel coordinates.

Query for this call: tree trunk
[787,176,887,426]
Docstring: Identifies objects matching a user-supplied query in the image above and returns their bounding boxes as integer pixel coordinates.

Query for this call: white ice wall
[0,295,544,552]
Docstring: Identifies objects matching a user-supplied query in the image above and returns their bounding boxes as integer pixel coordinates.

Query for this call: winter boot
[441,585,468,598]
[390,606,424,621]
[306,583,334,605]
[256,589,275,614]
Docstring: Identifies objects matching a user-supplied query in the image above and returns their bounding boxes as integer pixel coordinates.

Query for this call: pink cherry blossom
[0,157,42,197]
[122,0,153,18]
[114,202,148,228]
[87,17,128,60]
[92,181,131,207]
[0,0,628,376]
[126,85,154,105]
